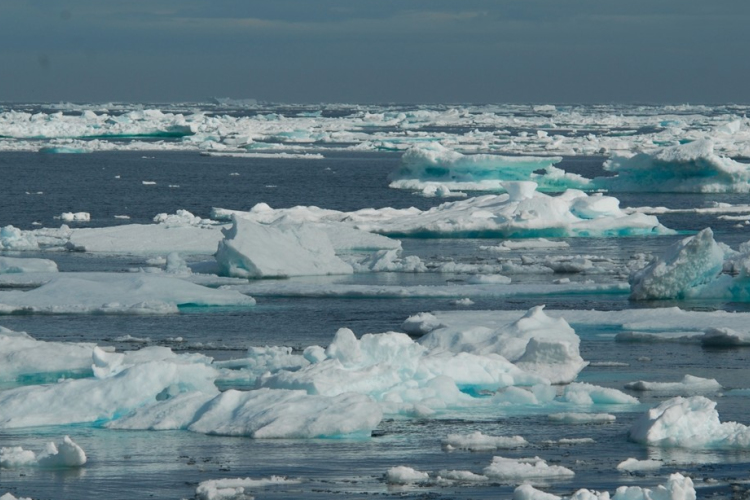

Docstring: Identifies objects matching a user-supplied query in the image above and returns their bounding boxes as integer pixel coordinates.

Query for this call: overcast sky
[1,0,749,104]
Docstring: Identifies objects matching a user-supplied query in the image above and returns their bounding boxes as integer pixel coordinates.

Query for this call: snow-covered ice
[0,436,86,469]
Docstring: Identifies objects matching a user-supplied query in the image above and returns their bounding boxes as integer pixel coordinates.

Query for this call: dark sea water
[2,151,750,500]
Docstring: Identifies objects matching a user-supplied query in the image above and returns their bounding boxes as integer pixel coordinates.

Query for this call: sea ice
[514,473,695,500]
[601,140,750,193]
[0,436,86,469]
[385,466,430,484]
[418,306,587,384]
[629,396,750,448]
[0,274,255,314]
[195,476,300,500]
[483,456,575,483]
[215,217,353,278]
[0,256,58,274]
[624,375,722,393]
[59,212,90,222]
[548,413,616,424]
[442,432,528,451]
[616,457,663,472]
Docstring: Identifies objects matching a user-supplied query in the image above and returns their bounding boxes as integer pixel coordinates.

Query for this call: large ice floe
[514,473,695,500]
[213,185,671,239]
[630,227,750,301]
[0,274,255,314]
[629,396,750,449]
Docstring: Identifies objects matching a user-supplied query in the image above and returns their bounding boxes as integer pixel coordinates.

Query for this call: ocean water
[2,149,750,500]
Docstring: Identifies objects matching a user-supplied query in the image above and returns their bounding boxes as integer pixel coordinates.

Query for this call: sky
[1,0,749,104]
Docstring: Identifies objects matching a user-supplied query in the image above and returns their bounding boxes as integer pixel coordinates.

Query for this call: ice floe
[442,432,528,451]
[483,456,575,483]
[385,466,430,484]
[514,473,695,500]
[195,476,300,500]
[0,256,57,274]
[0,436,86,468]
[215,217,353,278]
[629,396,750,449]
[0,274,255,314]
[630,227,750,301]
[624,375,722,393]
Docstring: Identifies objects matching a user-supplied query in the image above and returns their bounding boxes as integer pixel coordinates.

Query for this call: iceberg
[215,217,353,278]
[629,396,750,449]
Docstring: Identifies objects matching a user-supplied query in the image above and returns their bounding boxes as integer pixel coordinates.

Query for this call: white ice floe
[385,466,430,484]
[630,227,750,301]
[548,413,616,424]
[616,457,663,472]
[601,140,750,193]
[0,256,58,274]
[484,239,570,252]
[483,456,575,483]
[629,396,750,448]
[513,473,695,500]
[215,217,353,278]
[624,375,722,393]
[58,212,90,222]
[442,432,528,451]
[195,476,300,500]
[0,226,38,251]
[0,274,255,314]
[417,306,587,384]
[0,436,86,468]
[212,184,671,240]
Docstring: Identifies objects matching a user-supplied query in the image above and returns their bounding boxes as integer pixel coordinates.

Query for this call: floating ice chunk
[418,183,467,198]
[0,226,38,251]
[514,474,695,500]
[419,306,586,384]
[0,359,217,428]
[215,217,353,278]
[389,143,589,192]
[66,223,223,254]
[451,298,474,306]
[165,252,191,275]
[195,476,300,500]
[629,395,750,448]
[353,249,426,273]
[616,458,663,472]
[624,375,722,393]
[436,470,488,482]
[59,212,90,222]
[560,383,638,405]
[0,256,58,274]
[187,389,381,438]
[602,140,750,193]
[483,456,574,483]
[402,312,446,335]
[630,228,726,300]
[0,327,96,382]
[486,239,570,252]
[466,274,512,284]
[442,432,528,451]
[152,209,213,227]
[0,274,255,314]
[385,466,429,484]
[548,413,616,424]
[701,327,750,347]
